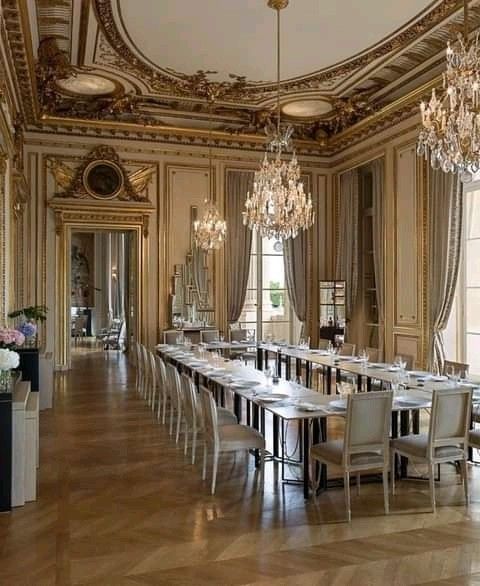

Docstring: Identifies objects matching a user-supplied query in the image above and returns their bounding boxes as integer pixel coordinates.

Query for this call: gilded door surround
[49,197,154,369]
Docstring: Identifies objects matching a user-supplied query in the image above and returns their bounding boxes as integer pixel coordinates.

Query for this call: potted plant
[269,281,284,308]
[8,305,47,347]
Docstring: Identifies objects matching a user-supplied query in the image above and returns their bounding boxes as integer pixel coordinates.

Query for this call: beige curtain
[283,230,307,323]
[226,170,254,323]
[335,169,360,319]
[428,169,463,372]
[370,159,385,351]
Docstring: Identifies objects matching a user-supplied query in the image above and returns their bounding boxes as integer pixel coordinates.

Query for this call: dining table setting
[156,340,480,498]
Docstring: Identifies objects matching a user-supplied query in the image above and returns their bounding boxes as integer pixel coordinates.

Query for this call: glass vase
[0,369,11,393]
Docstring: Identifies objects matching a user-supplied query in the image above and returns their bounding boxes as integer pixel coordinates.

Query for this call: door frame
[50,198,153,370]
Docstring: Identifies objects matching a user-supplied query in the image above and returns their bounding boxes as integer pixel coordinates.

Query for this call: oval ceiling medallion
[56,74,117,96]
[282,99,333,119]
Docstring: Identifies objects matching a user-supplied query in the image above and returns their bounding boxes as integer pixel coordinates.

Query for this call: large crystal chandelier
[243,0,314,239]
[417,0,480,182]
[193,97,227,251]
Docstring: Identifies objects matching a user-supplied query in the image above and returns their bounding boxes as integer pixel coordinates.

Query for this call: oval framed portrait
[83,160,124,200]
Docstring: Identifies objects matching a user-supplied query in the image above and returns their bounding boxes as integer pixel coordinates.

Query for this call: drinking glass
[264,366,274,388]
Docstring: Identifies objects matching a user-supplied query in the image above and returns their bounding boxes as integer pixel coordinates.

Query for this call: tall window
[444,182,480,374]
[237,235,299,342]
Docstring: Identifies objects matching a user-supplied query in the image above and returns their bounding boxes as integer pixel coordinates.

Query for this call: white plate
[328,399,347,410]
[255,393,288,403]
[387,366,400,372]
[431,375,448,382]
[394,396,428,408]
[460,382,479,388]
[408,371,431,378]
[296,402,321,412]
[368,363,387,369]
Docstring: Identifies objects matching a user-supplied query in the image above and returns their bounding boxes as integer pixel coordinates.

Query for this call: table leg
[286,356,291,380]
[295,358,302,380]
[326,366,332,395]
[303,419,310,499]
[257,347,263,371]
[276,352,282,377]
[273,414,279,458]
[305,361,312,388]
[367,376,372,392]
[234,394,242,423]
[400,410,410,477]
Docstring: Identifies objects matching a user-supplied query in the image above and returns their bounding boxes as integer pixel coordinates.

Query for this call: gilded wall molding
[46,144,154,201]
[0,152,7,324]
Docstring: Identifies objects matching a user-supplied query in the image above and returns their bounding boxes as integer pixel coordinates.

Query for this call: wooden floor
[2,350,480,585]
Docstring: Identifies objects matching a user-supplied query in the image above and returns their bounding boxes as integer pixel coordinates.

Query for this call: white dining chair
[148,351,158,411]
[180,374,237,463]
[200,386,265,495]
[163,330,184,345]
[200,330,220,343]
[140,345,150,399]
[310,391,393,522]
[165,363,184,442]
[391,387,472,512]
[155,355,168,424]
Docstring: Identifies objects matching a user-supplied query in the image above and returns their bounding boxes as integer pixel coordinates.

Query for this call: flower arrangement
[0,348,20,392]
[0,348,20,370]
[0,327,25,349]
[16,321,37,339]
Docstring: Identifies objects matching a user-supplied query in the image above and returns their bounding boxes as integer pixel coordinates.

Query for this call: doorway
[70,230,137,355]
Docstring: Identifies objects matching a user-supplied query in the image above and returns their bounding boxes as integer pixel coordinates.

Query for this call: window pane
[251,235,258,254]
[261,289,290,321]
[262,237,283,255]
[466,190,480,239]
[466,240,480,286]
[262,256,285,288]
[262,321,290,341]
[466,334,480,375]
[466,288,480,333]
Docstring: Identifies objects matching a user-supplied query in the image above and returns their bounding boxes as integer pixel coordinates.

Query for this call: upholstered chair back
[344,391,393,462]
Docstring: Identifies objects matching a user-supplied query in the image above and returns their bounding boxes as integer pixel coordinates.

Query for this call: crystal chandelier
[193,97,227,251]
[243,0,314,239]
[417,0,480,182]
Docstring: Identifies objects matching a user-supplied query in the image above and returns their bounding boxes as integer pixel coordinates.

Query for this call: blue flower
[17,322,37,338]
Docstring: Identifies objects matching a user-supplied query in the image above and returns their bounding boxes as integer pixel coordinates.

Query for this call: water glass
[264,366,274,388]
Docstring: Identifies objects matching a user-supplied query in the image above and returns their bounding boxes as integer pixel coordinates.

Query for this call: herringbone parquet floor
[1,349,480,585]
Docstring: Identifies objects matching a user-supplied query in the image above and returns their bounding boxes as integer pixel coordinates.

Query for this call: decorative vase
[0,369,11,393]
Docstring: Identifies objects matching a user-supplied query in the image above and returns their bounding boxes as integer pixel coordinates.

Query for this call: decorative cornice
[94,0,461,101]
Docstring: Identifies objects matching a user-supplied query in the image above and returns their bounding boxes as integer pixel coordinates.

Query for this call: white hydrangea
[0,348,20,371]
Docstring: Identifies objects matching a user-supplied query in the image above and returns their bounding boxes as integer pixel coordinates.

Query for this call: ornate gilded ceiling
[3,0,480,153]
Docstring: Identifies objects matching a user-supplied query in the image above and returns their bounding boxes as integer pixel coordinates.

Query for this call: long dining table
[155,343,479,499]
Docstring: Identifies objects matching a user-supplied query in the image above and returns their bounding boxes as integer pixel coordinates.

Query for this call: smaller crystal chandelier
[243,0,314,240]
[417,0,480,182]
[193,97,227,251]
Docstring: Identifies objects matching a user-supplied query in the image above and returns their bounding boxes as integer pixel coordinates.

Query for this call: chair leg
[356,473,361,496]
[211,450,219,495]
[175,407,182,444]
[344,471,351,522]
[202,444,207,480]
[169,404,174,436]
[157,394,162,421]
[259,448,265,491]
[383,467,389,515]
[429,463,436,513]
[192,430,197,465]
[460,459,469,505]
[391,450,396,496]
[184,424,188,455]
[312,457,320,505]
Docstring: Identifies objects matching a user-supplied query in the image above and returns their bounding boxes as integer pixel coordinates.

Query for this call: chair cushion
[311,440,385,467]
[391,434,464,460]
[218,424,265,451]
[469,429,480,449]
[217,408,238,426]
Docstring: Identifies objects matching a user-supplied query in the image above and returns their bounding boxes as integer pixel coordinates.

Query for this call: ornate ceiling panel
[3,0,480,154]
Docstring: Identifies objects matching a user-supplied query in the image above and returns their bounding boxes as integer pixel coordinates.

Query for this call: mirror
[170,206,214,326]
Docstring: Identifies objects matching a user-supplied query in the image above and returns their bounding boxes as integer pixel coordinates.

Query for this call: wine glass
[264,366,274,389]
